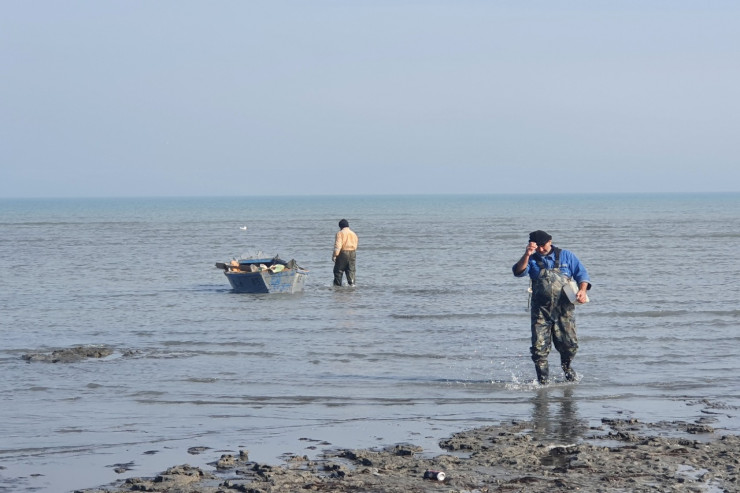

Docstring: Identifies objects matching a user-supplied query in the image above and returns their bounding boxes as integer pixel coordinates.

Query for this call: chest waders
[530,247,578,384]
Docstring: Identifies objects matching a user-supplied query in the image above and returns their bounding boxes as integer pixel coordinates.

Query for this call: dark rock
[22,345,113,363]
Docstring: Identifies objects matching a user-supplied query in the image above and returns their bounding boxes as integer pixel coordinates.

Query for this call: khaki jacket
[333,227,358,256]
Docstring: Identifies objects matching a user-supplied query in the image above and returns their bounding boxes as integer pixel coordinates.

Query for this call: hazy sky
[2,1,738,198]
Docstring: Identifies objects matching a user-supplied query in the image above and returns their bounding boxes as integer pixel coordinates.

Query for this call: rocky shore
[76,416,738,493]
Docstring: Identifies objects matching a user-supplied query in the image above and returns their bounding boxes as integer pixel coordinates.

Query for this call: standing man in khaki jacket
[332,219,358,286]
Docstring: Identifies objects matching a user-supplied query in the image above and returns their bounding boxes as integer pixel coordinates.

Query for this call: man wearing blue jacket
[513,230,591,385]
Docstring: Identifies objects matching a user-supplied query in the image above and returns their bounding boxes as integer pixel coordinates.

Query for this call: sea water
[1,193,739,492]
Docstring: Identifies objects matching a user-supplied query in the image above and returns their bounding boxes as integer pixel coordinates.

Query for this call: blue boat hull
[217,256,308,294]
[224,268,307,294]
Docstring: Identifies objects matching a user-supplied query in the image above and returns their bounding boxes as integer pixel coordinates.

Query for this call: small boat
[215,255,308,294]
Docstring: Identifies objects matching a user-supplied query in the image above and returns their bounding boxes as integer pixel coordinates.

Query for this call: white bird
[239,226,247,230]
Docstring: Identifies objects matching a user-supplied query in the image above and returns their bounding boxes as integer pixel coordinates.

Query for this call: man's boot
[561,359,576,382]
[535,361,549,385]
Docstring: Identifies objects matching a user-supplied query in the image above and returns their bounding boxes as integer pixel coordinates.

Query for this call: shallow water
[1,193,738,492]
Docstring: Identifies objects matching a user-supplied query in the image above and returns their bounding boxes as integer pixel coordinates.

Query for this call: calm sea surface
[1,194,739,492]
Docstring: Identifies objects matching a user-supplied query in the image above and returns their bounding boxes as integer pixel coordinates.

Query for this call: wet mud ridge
[22,345,114,363]
[76,417,738,492]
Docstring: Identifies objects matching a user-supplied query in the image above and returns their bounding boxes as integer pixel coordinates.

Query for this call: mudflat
[76,416,737,492]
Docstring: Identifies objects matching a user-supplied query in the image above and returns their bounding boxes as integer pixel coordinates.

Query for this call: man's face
[536,240,552,255]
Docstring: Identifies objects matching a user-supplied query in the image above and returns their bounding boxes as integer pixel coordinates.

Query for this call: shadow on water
[193,283,233,293]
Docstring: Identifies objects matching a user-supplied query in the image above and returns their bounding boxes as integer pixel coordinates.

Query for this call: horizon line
[2,191,739,201]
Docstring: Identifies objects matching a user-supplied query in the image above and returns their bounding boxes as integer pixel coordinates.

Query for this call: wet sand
[75,411,738,493]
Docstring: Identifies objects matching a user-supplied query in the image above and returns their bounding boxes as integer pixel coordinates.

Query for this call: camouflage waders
[530,248,578,384]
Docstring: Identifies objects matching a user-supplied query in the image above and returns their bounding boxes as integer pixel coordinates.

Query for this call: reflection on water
[530,386,588,445]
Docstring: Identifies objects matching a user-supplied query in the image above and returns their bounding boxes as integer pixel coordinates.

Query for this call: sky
[2,1,739,198]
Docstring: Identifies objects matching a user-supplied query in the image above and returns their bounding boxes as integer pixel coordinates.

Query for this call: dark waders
[333,250,356,286]
[530,248,578,384]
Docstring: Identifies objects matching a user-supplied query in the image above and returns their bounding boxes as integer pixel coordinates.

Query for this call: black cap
[338,219,349,229]
[529,230,552,246]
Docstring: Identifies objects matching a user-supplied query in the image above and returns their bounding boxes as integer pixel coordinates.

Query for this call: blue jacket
[513,246,591,288]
